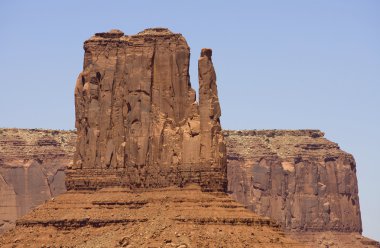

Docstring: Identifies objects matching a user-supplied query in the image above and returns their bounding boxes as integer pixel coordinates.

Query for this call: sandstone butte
[0,28,379,247]
[67,28,226,192]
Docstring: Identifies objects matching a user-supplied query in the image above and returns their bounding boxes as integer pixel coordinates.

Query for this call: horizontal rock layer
[225,130,362,233]
[0,186,304,247]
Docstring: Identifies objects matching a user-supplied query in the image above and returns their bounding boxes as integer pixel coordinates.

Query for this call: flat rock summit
[0,28,378,247]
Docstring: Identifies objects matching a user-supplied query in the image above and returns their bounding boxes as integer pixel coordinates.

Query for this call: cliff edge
[225,129,362,233]
[0,128,75,233]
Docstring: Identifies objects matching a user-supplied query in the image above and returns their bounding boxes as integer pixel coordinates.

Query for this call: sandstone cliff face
[225,130,362,233]
[67,28,226,191]
[0,128,75,233]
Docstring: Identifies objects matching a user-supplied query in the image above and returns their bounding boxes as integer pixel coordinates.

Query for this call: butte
[0,28,304,247]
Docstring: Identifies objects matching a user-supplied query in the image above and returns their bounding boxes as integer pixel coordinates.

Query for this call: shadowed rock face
[67,28,226,192]
[225,130,362,233]
[0,128,75,233]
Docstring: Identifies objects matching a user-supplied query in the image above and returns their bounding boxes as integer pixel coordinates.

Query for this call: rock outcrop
[0,128,75,233]
[67,28,226,192]
[225,130,362,233]
[0,185,304,247]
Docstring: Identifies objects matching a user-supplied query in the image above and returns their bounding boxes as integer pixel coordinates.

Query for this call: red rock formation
[225,130,362,233]
[0,185,304,247]
[66,28,226,191]
[0,128,75,233]
[1,27,378,246]
[199,48,225,168]
[2,128,379,247]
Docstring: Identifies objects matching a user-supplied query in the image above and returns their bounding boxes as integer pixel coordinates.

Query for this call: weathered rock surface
[0,185,304,247]
[1,128,379,247]
[0,128,75,234]
[225,130,362,233]
[67,28,226,192]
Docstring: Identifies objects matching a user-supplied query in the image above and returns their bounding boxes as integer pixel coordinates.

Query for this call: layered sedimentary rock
[225,130,362,233]
[0,185,304,248]
[67,28,226,192]
[2,128,378,247]
[0,128,75,233]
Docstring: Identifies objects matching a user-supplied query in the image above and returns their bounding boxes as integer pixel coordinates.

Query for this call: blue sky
[0,0,379,240]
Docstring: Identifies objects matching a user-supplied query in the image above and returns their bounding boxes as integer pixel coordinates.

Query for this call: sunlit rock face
[225,130,362,233]
[66,28,227,192]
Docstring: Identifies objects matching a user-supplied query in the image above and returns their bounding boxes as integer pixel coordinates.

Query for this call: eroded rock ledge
[0,186,304,247]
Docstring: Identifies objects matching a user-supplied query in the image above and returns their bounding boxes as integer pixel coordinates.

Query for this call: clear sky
[1,0,379,240]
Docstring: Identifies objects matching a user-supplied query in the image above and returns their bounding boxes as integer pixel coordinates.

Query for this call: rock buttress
[225,130,362,233]
[66,28,227,191]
